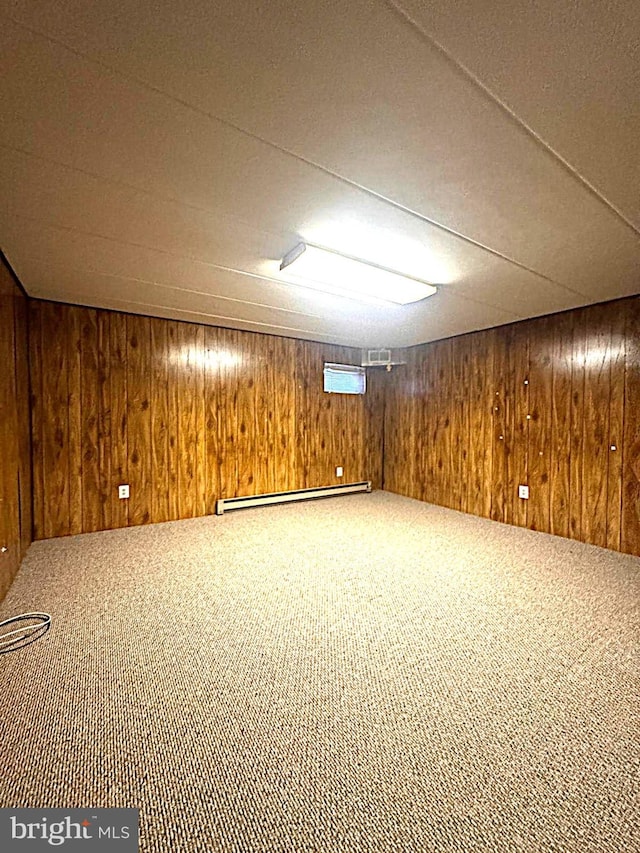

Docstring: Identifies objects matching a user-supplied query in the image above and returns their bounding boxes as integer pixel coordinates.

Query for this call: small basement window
[323,363,366,395]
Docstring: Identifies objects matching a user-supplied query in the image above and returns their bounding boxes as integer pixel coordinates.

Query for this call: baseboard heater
[215,481,371,515]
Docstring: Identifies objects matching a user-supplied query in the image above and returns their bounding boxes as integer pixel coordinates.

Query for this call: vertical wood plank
[511,322,530,529]
[450,339,464,512]
[468,333,488,518]
[194,324,206,517]
[432,342,445,506]
[13,290,32,557]
[42,303,70,538]
[481,329,495,519]
[581,309,610,548]
[150,318,169,524]
[217,328,239,500]
[622,297,640,555]
[0,272,18,593]
[204,326,220,516]
[459,337,472,514]
[167,321,180,520]
[127,314,152,526]
[295,340,310,490]
[273,336,293,492]
[490,327,509,523]
[253,333,269,495]
[569,309,586,542]
[96,312,112,532]
[501,324,517,526]
[365,367,386,489]
[527,318,553,532]
[549,311,572,539]
[236,331,256,496]
[607,301,626,552]
[263,335,277,494]
[176,322,198,518]
[440,340,454,509]
[310,344,326,487]
[110,312,129,529]
[427,343,438,505]
[66,307,83,535]
[284,336,298,492]
[346,347,365,484]
[80,308,101,533]
[29,302,45,540]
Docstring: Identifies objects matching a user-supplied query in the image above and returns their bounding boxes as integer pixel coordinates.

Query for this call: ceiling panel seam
[13,255,338,323]
[4,211,567,320]
[385,0,640,240]
[2,138,591,306]
[2,13,589,297]
[3,212,365,320]
[18,251,522,321]
[0,141,285,248]
[29,286,347,340]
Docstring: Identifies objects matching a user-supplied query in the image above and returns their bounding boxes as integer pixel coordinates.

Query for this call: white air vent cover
[365,349,391,365]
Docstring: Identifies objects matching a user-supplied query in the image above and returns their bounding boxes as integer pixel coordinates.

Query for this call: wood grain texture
[30,303,377,537]
[27,296,640,555]
[527,319,553,532]
[80,309,101,533]
[97,312,113,532]
[109,313,129,529]
[66,307,83,535]
[490,327,509,524]
[43,303,71,538]
[364,367,386,490]
[549,312,572,539]
[203,326,220,516]
[468,332,490,518]
[0,259,31,602]
[383,297,640,556]
[511,321,530,529]
[236,331,256,496]
[622,297,640,555]
[216,328,238,503]
[150,318,169,524]
[13,291,32,559]
[127,315,152,526]
[167,321,181,521]
[426,343,441,507]
[569,309,587,542]
[581,308,611,548]
[30,302,45,540]
[606,301,625,552]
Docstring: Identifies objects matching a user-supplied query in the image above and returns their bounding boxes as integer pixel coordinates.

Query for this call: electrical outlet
[518,485,529,500]
[336,466,343,477]
[118,484,130,500]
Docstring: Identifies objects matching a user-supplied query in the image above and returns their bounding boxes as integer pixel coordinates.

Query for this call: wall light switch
[336,466,343,477]
[518,485,529,500]
[118,484,130,500]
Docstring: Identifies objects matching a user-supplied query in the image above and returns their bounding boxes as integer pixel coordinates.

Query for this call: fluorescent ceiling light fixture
[279,243,437,305]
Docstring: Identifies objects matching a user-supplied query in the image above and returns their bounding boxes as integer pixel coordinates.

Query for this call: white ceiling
[1,0,638,347]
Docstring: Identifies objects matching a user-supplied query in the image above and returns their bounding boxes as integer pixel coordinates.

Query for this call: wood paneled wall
[25,294,640,556]
[383,296,640,556]
[0,258,32,600]
[29,301,381,539]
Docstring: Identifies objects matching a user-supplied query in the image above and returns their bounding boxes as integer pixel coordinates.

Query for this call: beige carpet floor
[0,490,638,852]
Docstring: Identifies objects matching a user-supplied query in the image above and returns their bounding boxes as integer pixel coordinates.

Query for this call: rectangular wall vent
[366,349,391,365]
[215,481,371,515]
[360,348,407,367]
